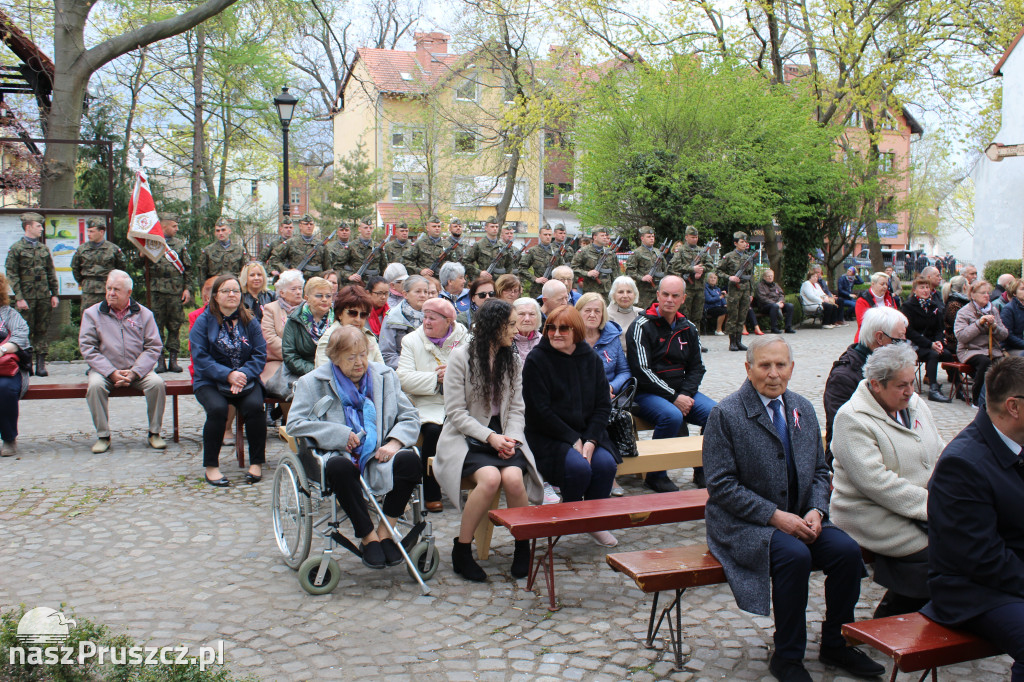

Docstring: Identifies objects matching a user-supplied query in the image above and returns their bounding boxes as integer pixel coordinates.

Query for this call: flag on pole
[127,170,167,263]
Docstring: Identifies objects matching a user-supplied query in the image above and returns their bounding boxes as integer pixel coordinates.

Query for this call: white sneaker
[589,530,618,547]
[714,331,725,336]
[822,324,835,329]
[543,482,561,505]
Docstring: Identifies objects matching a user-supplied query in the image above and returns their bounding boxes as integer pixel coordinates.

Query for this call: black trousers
[965,355,993,404]
[418,422,443,502]
[325,449,420,539]
[820,302,840,325]
[758,302,794,331]
[194,384,266,468]
[914,345,955,384]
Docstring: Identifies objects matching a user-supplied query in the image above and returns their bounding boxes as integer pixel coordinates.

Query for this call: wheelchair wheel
[298,555,341,595]
[272,451,312,569]
[406,541,441,582]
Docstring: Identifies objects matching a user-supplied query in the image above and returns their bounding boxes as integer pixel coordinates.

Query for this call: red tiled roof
[356,48,461,95]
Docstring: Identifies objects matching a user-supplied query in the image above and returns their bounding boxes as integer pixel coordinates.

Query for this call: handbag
[607,378,639,458]
[465,435,498,455]
[0,327,20,377]
[265,362,299,401]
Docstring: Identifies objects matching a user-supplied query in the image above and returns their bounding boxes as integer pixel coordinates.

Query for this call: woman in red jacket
[854,272,896,342]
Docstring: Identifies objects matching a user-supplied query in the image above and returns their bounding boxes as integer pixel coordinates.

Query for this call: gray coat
[703,380,834,616]
[285,361,421,495]
[433,343,543,511]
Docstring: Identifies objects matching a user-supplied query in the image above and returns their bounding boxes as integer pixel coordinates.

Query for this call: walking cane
[988,324,994,359]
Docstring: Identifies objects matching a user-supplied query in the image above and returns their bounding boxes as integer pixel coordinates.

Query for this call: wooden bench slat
[607,544,726,593]
[616,436,703,475]
[842,613,1003,673]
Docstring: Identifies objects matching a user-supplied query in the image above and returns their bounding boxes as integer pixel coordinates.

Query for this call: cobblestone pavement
[1,325,1010,681]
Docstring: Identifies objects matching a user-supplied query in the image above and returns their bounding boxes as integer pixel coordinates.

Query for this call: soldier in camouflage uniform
[669,225,714,328]
[383,222,415,267]
[572,226,616,296]
[343,217,386,285]
[551,223,575,265]
[445,218,466,265]
[717,231,756,352]
[517,224,557,298]
[406,215,451,277]
[625,226,666,310]
[71,217,127,311]
[4,212,59,376]
[198,218,247,284]
[466,216,515,281]
[260,217,293,278]
[145,213,192,373]
[323,221,351,274]
[276,214,328,281]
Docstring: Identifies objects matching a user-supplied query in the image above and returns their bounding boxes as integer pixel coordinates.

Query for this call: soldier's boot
[729,334,742,352]
[35,353,49,377]
[155,355,168,374]
[167,352,182,373]
[734,334,748,352]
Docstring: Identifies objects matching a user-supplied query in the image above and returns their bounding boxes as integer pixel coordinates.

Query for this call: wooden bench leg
[525,536,562,611]
[236,410,244,468]
[172,395,179,444]
[473,489,501,560]
[646,589,686,671]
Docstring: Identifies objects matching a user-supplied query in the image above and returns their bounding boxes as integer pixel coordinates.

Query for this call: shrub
[983,259,1022,285]
[47,325,83,362]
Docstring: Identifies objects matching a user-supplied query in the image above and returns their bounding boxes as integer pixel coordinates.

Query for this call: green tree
[311,145,384,224]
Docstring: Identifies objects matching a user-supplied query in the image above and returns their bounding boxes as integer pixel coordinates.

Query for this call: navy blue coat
[189,309,267,393]
[922,409,1024,626]
[1000,297,1024,350]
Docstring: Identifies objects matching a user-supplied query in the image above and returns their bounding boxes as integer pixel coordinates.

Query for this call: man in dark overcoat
[703,335,885,682]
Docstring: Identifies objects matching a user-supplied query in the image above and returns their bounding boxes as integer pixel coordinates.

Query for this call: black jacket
[901,295,945,350]
[922,409,1024,626]
[522,337,613,483]
[625,303,705,402]
[822,342,870,462]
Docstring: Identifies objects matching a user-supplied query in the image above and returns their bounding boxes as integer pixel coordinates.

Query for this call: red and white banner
[127,170,166,264]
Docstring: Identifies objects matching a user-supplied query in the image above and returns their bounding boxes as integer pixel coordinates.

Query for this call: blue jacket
[189,309,267,393]
[704,284,726,309]
[837,275,862,300]
[593,320,630,394]
[922,409,1024,626]
[1000,297,1024,350]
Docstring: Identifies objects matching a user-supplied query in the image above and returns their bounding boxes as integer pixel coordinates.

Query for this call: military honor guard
[344,217,386,284]
[407,215,448,277]
[517,224,557,298]
[571,226,616,296]
[4,212,59,376]
[670,225,713,327]
[384,222,414,266]
[277,214,328,281]
[146,213,192,373]
[71,217,127,311]
[625,226,665,310]
[552,223,575,264]
[446,218,466,264]
[717,231,756,352]
[261,217,293,278]
[198,217,247,284]
[466,216,515,281]
[323,221,352,274]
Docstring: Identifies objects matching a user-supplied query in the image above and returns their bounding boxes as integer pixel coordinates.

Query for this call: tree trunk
[494,146,521,226]
[191,26,206,230]
[763,222,782,279]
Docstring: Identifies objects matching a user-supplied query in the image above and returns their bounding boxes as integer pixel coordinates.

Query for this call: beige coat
[396,322,469,425]
[314,322,384,368]
[954,300,1008,362]
[831,380,944,557]
[433,343,543,511]
[260,300,289,384]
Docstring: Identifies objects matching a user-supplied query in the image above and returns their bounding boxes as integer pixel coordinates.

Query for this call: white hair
[107,269,133,290]
[859,307,908,349]
[551,265,573,280]
[276,269,304,289]
[608,275,639,306]
[864,343,919,384]
[869,271,889,287]
[439,261,465,287]
[512,297,542,331]
[745,335,792,364]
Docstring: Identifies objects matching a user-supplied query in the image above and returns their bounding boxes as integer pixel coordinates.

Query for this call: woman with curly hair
[433,299,543,582]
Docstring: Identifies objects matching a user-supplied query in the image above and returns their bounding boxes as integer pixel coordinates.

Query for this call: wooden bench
[842,613,1003,682]
[490,490,709,610]
[618,436,703,476]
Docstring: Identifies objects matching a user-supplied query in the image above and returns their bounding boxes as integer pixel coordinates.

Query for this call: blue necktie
[770,398,798,512]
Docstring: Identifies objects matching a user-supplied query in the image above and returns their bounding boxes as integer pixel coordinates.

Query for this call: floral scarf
[331,365,378,471]
[297,303,334,341]
[400,299,424,328]
[215,311,245,369]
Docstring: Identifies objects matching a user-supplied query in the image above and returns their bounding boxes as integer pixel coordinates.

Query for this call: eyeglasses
[343,309,369,319]
[880,331,907,344]
[218,289,241,295]
[310,293,333,300]
[475,291,496,299]
[546,324,572,334]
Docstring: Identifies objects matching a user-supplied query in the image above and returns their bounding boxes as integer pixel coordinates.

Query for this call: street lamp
[273,86,298,218]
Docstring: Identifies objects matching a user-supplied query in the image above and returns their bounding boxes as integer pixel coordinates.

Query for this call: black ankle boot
[155,355,168,373]
[728,334,742,352]
[35,353,48,377]
[452,539,487,582]
[511,540,531,578]
[167,352,182,373]
[735,335,748,351]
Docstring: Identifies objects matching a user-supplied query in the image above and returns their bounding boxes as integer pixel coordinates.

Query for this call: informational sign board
[0,213,88,297]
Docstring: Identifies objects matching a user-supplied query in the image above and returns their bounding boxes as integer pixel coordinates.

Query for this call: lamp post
[273,86,298,219]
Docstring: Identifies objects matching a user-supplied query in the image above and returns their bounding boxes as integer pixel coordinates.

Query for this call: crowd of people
[3,208,1023,681]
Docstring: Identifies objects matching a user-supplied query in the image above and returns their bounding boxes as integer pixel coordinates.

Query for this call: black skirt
[461,415,529,477]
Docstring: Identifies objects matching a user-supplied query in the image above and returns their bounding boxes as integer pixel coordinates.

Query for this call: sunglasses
[546,324,572,334]
[343,309,369,319]
[475,291,496,299]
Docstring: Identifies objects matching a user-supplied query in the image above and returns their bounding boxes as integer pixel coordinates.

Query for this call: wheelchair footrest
[331,532,363,557]
[402,521,426,551]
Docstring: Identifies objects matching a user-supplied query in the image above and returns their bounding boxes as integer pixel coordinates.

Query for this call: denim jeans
[633,391,716,480]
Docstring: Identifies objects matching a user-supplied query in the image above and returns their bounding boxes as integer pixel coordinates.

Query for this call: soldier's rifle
[510,239,533,276]
[591,237,624,280]
[485,239,516,275]
[645,239,674,279]
[295,231,336,274]
[355,235,394,279]
[733,248,759,282]
[685,239,720,283]
[542,236,579,279]
[429,236,461,273]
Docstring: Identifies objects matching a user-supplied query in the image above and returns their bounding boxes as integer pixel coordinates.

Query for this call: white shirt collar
[993,423,1023,457]
[757,391,782,422]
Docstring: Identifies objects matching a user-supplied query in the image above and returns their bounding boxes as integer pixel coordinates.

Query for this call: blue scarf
[331,365,378,472]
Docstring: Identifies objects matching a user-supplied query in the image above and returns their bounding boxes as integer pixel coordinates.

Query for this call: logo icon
[16,607,77,645]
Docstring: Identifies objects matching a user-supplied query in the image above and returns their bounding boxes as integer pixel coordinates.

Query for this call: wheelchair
[271,433,439,595]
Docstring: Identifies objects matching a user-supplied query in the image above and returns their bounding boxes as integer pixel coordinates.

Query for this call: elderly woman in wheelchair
[285,325,425,577]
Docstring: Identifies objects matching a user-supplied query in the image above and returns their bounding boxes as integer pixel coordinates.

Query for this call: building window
[391,130,405,148]
[544,131,558,149]
[250,180,258,198]
[290,188,301,206]
[878,152,895,173]
[543,182,555,199]
[455,77,478,102]
[455,130,477,154]
[410,129,425,150]
[411,180,425,201]
[558,182,573,196]
[844,110,862,128]
[879,111,899,131]
[392,179,405,200]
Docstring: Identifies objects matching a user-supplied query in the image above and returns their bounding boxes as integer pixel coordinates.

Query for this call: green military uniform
[383,238,415,268]
[260,234,287,271]
[406,234,449,275]
[198,239,247,284]
[146,231,191,361]
[571,237,616,296]
[669,227,714,326]
[323,238,351,274]
[5,228,58,359]
[625,229,665,310]
[276,235,329,281]
[71,227,127,311]
[467,237,516,280]
[517,242,558,298]
[717,232,756,344]
[343,238,386,281]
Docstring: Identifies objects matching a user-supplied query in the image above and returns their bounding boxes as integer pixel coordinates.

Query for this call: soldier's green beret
[448,217,462,225]
[592,226,609,236]
[426,214,441,224]
[215,217,230,227]
[733,231,748,242]
[20,211,44,224]
[158,212,179,223]
[397,222,408,230]
[299,214,314,223]
[87,217,106,230]
[485,215,498,225]
[638,226,654,235]
[685,225,699,236]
